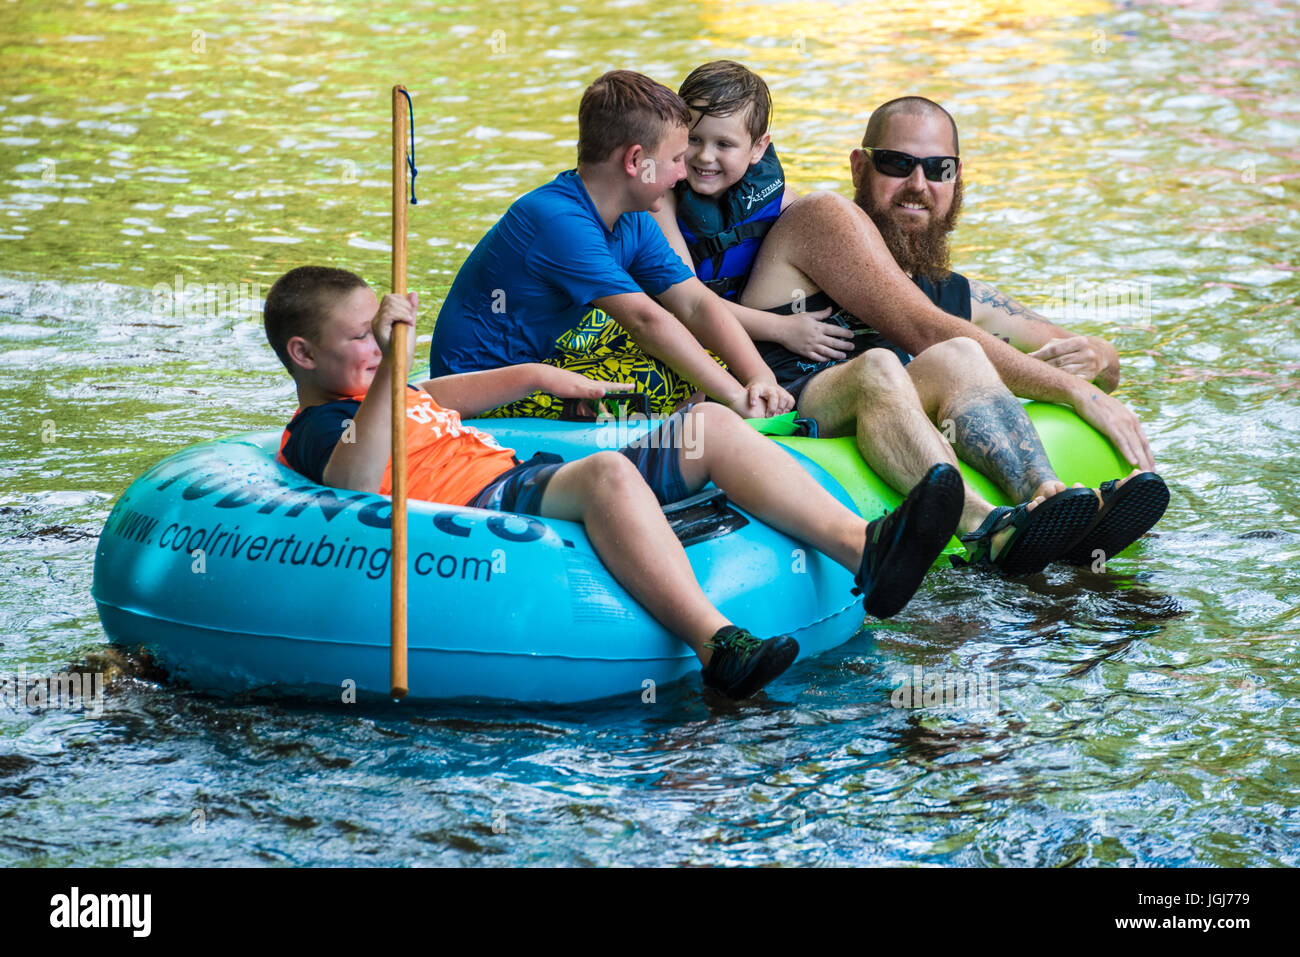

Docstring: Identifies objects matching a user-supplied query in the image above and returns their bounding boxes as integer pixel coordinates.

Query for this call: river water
[1,0,1296,866]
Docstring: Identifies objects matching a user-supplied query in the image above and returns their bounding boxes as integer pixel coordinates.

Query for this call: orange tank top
[278,386,519,506]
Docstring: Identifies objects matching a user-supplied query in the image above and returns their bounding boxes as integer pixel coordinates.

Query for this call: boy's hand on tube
[545,368,633,401]
[730,379,794,418]
[543,368,634,418]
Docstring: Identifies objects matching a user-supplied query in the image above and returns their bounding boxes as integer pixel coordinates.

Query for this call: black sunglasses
[861,147,959,182]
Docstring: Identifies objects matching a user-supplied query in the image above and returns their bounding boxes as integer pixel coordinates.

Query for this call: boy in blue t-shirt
[430,70,794,420]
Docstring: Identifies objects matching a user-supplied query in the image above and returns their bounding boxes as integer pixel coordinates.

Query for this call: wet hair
[678,60,772,143]
[577,70,692,165]
[263,265,369,374]
[862,96,960,156]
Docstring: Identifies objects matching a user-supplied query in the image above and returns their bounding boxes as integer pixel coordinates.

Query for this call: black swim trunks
[754,292,911,404]
[466,408,697,516]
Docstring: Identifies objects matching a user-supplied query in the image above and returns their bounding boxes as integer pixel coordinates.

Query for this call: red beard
[854,177,964,284]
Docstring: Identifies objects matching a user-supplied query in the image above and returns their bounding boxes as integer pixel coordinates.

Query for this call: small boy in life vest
[650,60,857,367]
[265,265,964,699]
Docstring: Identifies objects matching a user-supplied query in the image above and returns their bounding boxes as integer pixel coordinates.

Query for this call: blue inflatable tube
[92,417,866,704]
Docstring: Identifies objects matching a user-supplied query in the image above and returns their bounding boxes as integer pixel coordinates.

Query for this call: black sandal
[955,486,1098,576]
[1061,472,1169,567]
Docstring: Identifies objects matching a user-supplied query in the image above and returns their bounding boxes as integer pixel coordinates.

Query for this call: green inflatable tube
[752,402,1132,561]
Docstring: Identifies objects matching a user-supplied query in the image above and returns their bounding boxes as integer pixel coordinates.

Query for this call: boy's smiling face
[684,105,769,197]
[290,284,381,398]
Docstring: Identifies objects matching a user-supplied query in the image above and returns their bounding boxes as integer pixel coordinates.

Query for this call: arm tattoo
[969,278,1048,323]
[946,387,1058,503]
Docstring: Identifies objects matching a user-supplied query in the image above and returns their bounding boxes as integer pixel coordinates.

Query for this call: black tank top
[755,272,972,389]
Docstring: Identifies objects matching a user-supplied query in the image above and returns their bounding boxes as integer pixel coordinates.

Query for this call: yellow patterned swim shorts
[477,308,720,419]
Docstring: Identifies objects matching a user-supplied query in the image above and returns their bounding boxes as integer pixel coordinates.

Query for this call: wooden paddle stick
[390,84,410,699]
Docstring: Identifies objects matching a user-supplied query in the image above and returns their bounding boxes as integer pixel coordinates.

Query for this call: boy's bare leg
[535,451,727,664]
[539,404,878,625]
[675,403,961,617]
[675,403,870,569]
[795,349,994,536]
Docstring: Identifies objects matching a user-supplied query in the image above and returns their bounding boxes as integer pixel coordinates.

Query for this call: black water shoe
[856,463,964,618]
[701,626,799,699]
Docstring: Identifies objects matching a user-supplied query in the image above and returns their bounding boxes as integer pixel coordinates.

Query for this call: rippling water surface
[1,0,1297,866]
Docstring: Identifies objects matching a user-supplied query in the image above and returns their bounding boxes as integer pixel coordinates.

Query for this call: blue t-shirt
[429,170,694,376]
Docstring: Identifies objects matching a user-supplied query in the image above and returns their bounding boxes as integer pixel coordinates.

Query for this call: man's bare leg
[905,336,1067,504]
[792,346,1058,563]
[796,349,990,529]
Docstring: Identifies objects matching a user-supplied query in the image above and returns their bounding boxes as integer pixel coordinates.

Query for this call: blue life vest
[674,143,785,300]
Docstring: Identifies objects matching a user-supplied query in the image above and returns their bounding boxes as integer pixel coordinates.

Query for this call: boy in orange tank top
[265,265,962,700]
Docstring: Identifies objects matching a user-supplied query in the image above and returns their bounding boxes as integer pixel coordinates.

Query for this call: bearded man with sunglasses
[735,96,1166,574]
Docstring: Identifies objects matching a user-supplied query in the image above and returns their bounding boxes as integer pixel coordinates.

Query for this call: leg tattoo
[944,387,1058,502]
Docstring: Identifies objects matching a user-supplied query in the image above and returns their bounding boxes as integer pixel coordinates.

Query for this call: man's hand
[778,307,855,362]
[728,379,795,419]
[1029,336,1107,380]
[372,291,419,364]
[1071,387,1155,472]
